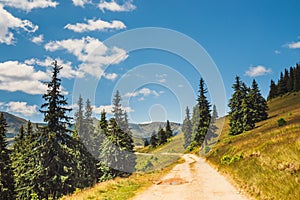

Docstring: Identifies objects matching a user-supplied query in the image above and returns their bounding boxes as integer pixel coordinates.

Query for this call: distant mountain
[130,122,182,146]
[1,111,182,146]
[1,112,46,143]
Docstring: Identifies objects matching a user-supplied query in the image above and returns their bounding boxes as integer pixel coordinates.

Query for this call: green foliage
[192,78,211,146]
[165,120,173,139]
[268,63,300,100]
[98,118,136,180]
[277,118,287,127]
[12,61,98,200]
[228,77,268,135]
[182,106,192,149]
[39,60,72,134]
[157,127,167,145]
[0,113,15,200]
[150,131,158,147]
[221,153,243,165]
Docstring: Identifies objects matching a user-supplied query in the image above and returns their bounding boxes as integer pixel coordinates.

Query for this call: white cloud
[104,73,118,81]
[44,36,128,79]
[6,101,37,116]
[25,57,84,79]
[31,34,44,44]
[98,0,136,12]
[274,50,281,55]
[178,84,184,88]
[287,41,300,49]
[245,65,272,77]
[0,5,38,45]
[72,0,91,7]
[0,60,49,94]
[124,87,160,98]
[158,78,166,83]
[1,0,58,12]
[138,97,145,101]
[93,104,134,115]
[64,18,126,32]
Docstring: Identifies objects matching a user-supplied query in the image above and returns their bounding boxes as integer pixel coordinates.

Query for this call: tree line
[182,76,268,149]
[268,63,300,100]
[182,78,218,150]
[0,61,135,200]
[146,120,173,148]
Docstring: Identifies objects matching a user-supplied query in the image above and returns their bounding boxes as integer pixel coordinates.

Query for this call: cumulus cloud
[72,0,91,7]
[124,87,160,98]
[25,57,84,79]
[6,101,38,116]
[0,60,49,94]
[31,34,44,44]
[287,41,300,49]
[44,36,128,79]
[1,0,58,12]
[0,5,38,45]
[64,18,126,32]
[93,104,134,115]
[245,65,272,77]
[104,73,118,81]
[98,0,136,12]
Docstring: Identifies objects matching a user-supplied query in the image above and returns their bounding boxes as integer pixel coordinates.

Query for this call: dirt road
[134,154,249,200]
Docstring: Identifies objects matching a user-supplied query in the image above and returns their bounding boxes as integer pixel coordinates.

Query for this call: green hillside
[206,92,300,200]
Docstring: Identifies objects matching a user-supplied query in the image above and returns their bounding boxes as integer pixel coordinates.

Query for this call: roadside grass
[61,133,185,200]
[206,92,300,200]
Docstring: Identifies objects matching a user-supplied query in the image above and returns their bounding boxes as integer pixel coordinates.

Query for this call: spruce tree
[112,90,123,126]
[182,107,192,149]
[287,67,294,92]
[74,95,84,138]
[40,60,72,135]
[211,104,218,123]
[150,131,158,147]
[193,78,211,145]
[14,61,98,199]
[99,118,136,179]
[268,80,278,100]
[0,113,15,200]
[294,64,300,91]
[241,83,255,131]
[165,120,173,139]
[249,79,268,123]
[157,127,167,145]
[228,76,245,135]
[278,72,287,95]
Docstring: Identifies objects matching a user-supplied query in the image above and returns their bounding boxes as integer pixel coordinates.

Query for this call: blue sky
[0,0,300,123]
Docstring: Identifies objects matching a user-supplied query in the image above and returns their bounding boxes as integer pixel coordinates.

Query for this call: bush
[277,118,287,127]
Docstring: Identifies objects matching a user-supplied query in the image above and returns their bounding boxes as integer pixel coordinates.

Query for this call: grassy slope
[61,133,185,200]
[206,92,300,200]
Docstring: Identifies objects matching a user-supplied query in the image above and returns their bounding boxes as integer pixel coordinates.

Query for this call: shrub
[277,118,287,127]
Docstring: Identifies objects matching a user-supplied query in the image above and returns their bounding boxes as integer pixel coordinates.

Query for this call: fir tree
[40,60,72,135]
[249,79,268,123]
[112,90,123,126]
[165,120,173,139]
[99,118,136,179]
[182,107,192,149]
[150,131,158,147]
[0,113,15,200]
[193,78,211,145]
[74,95,84,138]
[294,64,300,91]
[158,127,167,145]
[268,80,278,100]
[228,76,245,135]
[211,104,218,123]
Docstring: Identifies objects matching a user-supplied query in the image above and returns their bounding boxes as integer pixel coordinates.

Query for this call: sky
[0,0,300,124]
